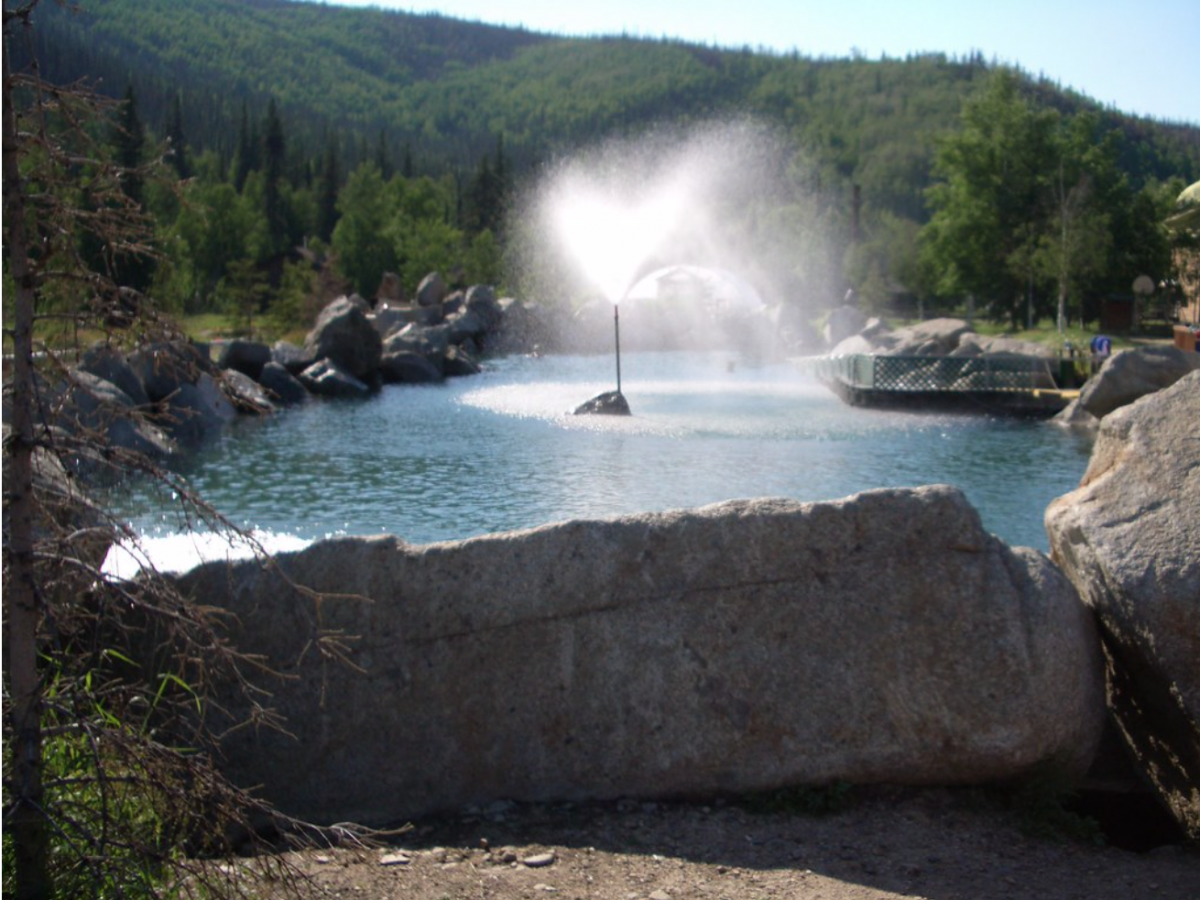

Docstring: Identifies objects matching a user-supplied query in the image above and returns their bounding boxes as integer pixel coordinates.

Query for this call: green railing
[794,354,1059,393]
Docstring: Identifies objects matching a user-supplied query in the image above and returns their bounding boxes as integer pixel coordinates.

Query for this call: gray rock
[1046,372,1200,839]
[220,369,275,413]
[128,340,211,403]
[383,323,451,361]
[829,334,877,357]
[1075,346,1200,420]
[823,305,868,348]
[218,339,272,380]
[416,271,448,307]
[378,351,444,384]
[160,372,237,443]
[371,302,442,337]
[445,307,487,346]
[573,389,631,416]
[957,333,1055,359]
[1051,399,1100,430]
[175,485,1104,826]
[78,342,150,407]
[56,370,174,459]
[272,340,318,375]
[464,284,503,332]
[443,345,481,377]
[303,296,383,381]
[442,290,465,316]
[258,361,309,406]
[883,318,973,356]
[298,358,371,397]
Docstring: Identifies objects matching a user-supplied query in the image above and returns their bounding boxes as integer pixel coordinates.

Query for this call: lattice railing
[795,354,1058,393]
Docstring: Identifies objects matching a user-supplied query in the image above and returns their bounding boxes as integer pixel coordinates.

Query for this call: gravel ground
[267,787,1199,900]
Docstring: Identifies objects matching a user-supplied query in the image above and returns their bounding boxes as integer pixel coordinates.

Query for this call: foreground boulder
[175,485,1103,826]
[1046,372,1200,838]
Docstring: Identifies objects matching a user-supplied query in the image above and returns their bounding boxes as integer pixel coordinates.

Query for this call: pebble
[379,853,411,867]
[523,852,557,868]
[314,855,333,865]
[649,891,672,900]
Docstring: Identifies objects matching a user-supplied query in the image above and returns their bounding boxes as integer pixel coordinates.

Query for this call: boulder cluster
[238,275,563,400]
[35,275,559,458]
[824,305,1057,362]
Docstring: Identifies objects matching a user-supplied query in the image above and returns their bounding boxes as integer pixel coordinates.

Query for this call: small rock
[522,852,556,868]
[650,891,672,900]
[379,852,411,866]
[314,855,333,865]
[534,884,558,893]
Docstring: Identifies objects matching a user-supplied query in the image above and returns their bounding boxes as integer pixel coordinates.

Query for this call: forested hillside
[11,0,1200,327]
[26,0,1200,188]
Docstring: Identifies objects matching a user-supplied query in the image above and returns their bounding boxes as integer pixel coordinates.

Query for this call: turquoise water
[122,351,1093,558]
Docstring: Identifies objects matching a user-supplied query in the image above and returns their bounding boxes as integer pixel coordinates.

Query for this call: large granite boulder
[880,318,974,356]
[128,340,212,404]
[218,339,272,381]
[174,485,1104,826]
[378,350,443,384]
[415,271,448,307]
[298,358,371,397]
[1046,372,1200,839]
[159,372,237,443]
[303,296,383,381]
[1070,346,1200,421]
[271,340,318,376]
[220,369,275,413]
[78,342,150,407]
[54,370,174,460]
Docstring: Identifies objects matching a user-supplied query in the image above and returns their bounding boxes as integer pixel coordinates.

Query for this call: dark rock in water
[258,362,309,405]
[574,390,631,416]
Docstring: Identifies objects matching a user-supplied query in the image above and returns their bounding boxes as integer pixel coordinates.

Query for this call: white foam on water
[102,529,314,579]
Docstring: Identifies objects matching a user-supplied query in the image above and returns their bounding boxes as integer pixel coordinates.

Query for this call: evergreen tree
[232,99,259,191]
[111,84,146,206]
[317,134,341,243]
[165,91,191,179]
[375,128,392,180]
[261,97,289,258]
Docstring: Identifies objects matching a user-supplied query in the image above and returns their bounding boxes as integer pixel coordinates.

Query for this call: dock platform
[793,354,1077,417]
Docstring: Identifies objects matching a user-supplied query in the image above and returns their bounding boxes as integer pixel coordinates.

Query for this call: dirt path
[276,787,1199,900]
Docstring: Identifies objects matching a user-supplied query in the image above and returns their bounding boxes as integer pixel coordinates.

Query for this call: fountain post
[614,302,622,394]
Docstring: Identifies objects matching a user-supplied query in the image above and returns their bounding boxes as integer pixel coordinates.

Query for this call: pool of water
[111,351,1094,569]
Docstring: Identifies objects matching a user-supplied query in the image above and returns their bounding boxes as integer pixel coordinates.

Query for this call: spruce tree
[165,91,190,179]
[262,97,288,258]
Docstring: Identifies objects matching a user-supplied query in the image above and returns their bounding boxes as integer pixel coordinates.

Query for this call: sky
[309,0,1200,124]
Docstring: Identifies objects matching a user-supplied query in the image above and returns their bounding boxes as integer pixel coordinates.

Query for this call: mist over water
[512,119,839,353]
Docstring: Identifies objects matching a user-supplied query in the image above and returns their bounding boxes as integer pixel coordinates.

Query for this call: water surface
[115,352,1093,567]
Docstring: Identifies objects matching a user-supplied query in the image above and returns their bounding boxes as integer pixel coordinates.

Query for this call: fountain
[515,120,807,412]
